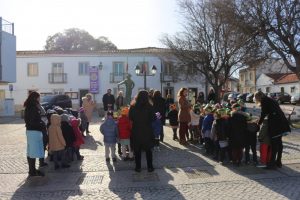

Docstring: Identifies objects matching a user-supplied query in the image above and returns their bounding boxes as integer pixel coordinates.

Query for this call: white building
[256,73,300,95]
[0,48,207,111]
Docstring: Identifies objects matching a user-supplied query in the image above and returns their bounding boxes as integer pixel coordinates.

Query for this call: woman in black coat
[129,90,155,172]
[255,91,291,169]
[152,90,166,142]
[24,91,47,177]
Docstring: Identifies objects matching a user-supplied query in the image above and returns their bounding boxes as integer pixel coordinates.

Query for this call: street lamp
[135,64,157,90]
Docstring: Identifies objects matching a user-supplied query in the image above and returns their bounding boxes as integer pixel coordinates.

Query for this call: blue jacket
[152,119,162,138]
[100,118,118,144]
[202,114,214,132]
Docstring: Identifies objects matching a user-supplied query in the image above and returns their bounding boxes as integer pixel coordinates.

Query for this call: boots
[27,157,45,177]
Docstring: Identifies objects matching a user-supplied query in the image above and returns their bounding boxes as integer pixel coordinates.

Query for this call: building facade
[0,48,207,111]
[239,59,291,93]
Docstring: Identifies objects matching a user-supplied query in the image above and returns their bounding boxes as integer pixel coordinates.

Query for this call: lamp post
[135,64,157,90]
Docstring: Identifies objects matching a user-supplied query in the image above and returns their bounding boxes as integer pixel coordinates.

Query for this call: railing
[0,17,14,35]
[48,73,67,83]
[109,72,126,83]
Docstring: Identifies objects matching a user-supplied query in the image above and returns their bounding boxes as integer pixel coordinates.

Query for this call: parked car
[291,93,300,105]
[269,92,291,104]
[41,94,72,111]
[246,93,254,102]
[237,93,248,102]
[228,92,240,101]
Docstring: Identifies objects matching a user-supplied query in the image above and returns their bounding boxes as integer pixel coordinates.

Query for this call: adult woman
[82,93,96,133]
[177,88,191,145]
[115,91,125,110]
[152,90,166,142]
[255,91,290,169]
[207,88,216,103]
[24,91,46,176]
[129,90,155,172]
[196,92,205,105]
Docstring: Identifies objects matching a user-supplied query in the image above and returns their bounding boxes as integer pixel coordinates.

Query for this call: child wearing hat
[167,104,179,140]
[100,111,118,162]
[202,105,214,154]
[117,107,134,161]
[190,104,201,144]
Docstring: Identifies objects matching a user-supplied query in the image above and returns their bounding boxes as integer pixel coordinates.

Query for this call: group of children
[167,100,272,167]
[44,107,86,170]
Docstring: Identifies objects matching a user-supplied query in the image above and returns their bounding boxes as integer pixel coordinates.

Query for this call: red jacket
[118,116,132,139]
[71,119,85,148]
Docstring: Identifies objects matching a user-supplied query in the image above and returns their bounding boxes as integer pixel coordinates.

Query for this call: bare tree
[161,0,265,101]
[220,0,300,77]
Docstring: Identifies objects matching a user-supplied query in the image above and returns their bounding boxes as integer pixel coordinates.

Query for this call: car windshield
[41,95,54,103]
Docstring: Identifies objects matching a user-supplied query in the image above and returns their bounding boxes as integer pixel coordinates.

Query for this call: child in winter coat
[152,112,163,151]
[257,119,272,167]
[228,103,248,166]
[167,104,179,140]
[117,107,134,161]
[100,111,118,162]
[61,114,75,162]
[211,108,230,163]
[245,115,259,165]
[202,105,214,154]
[48,114,70,170]
[190,104,201,144]
[71,118,85,160]
[78,107,88,137]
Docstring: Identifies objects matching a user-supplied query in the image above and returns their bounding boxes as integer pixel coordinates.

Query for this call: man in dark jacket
[255,91,291,169]
[102,89,116,111]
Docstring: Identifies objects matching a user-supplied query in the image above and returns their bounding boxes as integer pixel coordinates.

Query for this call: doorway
[188,88,198,105]
[79,89,89,107]
[163,87,174,99]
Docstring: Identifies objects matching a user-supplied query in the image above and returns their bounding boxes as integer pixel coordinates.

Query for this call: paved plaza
[1,115,300,200]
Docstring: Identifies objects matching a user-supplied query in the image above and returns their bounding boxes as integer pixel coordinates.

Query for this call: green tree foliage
[44,28,117,51]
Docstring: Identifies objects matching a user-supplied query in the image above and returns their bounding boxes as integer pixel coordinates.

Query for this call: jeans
[105,143,116,159]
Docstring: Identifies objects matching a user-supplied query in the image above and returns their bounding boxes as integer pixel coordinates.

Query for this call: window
[65,92,78,99]
[40,92,53,97]
[280,87,285,93]
[52,63,64,73]
[291,87,295,93]
[266,87,270,93]
[163,61,173,75]
[78,62,89,75]
[113,62,124,75]
[27,63,38,76]
[0,90,5,100]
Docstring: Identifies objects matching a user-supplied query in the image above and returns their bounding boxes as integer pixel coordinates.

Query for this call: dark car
[269,92,291,104]
[237,93,248,102]
[41,94,72,110]
[246,93,254,102]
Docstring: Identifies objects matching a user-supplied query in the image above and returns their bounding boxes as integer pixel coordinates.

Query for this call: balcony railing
[48,73,67,83]
[110,72,126,83]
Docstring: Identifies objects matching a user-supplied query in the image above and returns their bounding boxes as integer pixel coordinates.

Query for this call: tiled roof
[265,73,299,84]
[17,47,173,56]
[276,73,299,84]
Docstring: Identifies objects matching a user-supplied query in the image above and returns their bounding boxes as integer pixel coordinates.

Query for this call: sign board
[89,66,99,94]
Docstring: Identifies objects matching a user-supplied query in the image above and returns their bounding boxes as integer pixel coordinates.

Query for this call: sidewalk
[0,116,300,199]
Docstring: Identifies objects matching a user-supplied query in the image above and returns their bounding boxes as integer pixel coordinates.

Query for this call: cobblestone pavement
[1,115,300,199]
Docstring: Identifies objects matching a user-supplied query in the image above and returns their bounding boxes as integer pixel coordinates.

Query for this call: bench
[280,106,296,125]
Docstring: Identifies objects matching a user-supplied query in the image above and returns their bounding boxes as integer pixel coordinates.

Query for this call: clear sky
[0,0,182,50]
